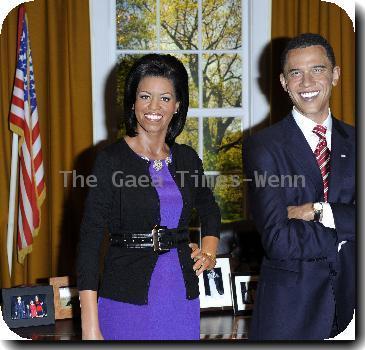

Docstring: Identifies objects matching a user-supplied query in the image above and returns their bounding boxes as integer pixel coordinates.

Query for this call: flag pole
[7,5,25,278]
[7,133,19,277]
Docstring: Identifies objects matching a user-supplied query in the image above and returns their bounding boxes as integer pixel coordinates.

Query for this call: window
[89,0,271,223]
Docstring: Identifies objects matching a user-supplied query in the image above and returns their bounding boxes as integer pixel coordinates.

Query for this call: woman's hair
[123,54,189,146]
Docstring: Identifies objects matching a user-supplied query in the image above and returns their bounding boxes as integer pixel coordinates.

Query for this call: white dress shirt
[292,107,336,228]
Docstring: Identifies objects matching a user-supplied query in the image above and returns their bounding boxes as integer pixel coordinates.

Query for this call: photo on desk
[1,285,55,328]
[199,257,232,310]
[49,276,80,320]
[230,273,259,315]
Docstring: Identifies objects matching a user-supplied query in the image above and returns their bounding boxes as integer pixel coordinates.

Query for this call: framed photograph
[230,273,259,315]
[49,276,80,320]
[1,285,55,328]
[199,257,232,310]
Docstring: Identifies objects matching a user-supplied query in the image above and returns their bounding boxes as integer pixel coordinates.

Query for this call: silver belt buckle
[151,225,169,252]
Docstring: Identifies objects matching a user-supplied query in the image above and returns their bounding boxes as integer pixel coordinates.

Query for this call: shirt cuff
[320,202,347,252]
[319,202,336,229]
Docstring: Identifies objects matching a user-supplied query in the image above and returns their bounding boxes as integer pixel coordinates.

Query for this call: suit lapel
[282,115,324,199]
[328,117,351,202]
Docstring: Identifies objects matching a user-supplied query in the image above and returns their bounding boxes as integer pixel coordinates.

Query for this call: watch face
[313,202,322,211]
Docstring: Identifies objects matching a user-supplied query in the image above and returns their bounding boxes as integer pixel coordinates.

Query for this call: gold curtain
[270,0,355,125]
[0,0,93,288]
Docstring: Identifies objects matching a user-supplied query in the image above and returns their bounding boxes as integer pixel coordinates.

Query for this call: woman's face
[134,76,180,137]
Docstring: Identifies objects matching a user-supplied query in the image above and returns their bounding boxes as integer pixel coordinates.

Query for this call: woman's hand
[189,243,216,276]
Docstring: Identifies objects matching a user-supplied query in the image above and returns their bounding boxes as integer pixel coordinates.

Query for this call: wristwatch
[313,202,323,222]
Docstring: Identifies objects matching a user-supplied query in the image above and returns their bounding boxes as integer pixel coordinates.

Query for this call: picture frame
[49,276,80,320]
[230,273,259,315]
[1,285,55,328]
[199,257,232,310]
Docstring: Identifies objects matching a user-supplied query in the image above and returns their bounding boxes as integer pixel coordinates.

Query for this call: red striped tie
[312,125,330,202]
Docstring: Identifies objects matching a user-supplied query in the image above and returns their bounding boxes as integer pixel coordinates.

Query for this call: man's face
[280,45,340,123]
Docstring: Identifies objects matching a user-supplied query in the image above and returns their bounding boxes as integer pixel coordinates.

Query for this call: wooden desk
[12,313,250,340]
[12,318,81,341]
[200,313,251,340]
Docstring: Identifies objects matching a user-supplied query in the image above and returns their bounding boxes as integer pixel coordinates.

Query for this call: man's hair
[123,54,189,146]
[280,33,336,72]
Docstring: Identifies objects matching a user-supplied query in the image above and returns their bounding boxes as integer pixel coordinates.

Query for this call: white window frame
[89,0,271,162]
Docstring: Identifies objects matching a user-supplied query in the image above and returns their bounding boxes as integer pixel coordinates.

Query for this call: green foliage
[203,54,242,108]
[175,118,198,151]
[202,0,241,50]
[213,175,245,223]
[116,0,156,49]
[116,54,143,107]
[203,118,242,172]
[160,0,198,50]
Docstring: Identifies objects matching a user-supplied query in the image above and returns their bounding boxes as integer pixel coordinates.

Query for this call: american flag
[9,6,46,264]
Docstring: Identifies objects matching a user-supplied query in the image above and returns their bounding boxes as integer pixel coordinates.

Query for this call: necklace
[140,154,172,171]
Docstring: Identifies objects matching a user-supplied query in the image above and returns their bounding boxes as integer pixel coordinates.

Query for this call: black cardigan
[77,139,221,304]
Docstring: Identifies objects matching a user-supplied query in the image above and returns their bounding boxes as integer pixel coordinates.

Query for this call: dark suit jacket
[243,114,355,340]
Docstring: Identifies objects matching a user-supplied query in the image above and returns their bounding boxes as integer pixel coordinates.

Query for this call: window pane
[213,174,244,222]
[116,0,156,49]
[203,116,244,223]
[203,54,242,108]
[203,117,242,171]
[160,0,198,50]
[175,117,198,152]
[116,54,143,106]
[202,0,241,50]
[174,54,198,108]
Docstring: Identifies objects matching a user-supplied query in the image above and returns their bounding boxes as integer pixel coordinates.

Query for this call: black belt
[109,225,189,252]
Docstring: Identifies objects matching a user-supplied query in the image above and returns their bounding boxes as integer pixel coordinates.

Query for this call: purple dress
[98,156,200,340]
